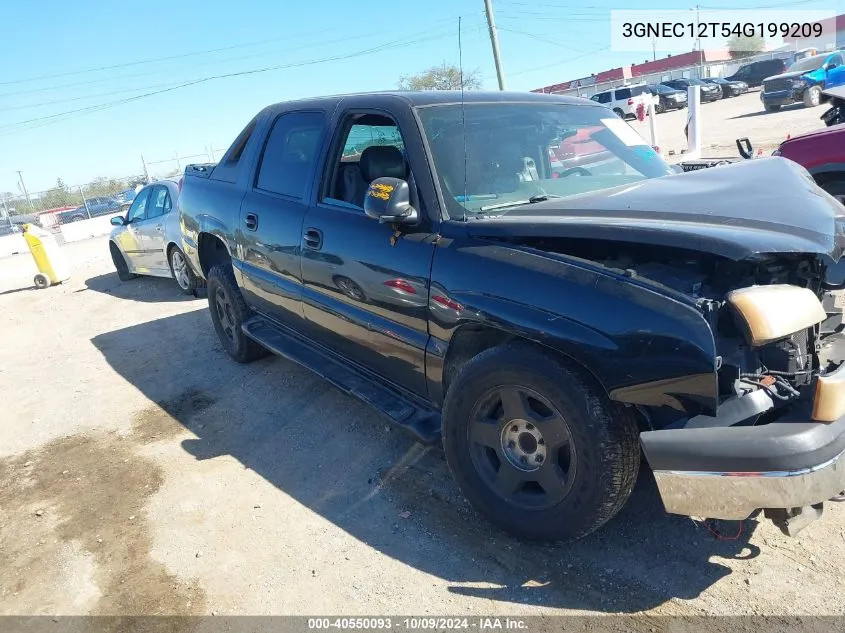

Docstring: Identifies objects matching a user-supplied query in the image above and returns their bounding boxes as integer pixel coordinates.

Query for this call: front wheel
[804,85,822,108]
[612,108,625,118]
[109,242,136,282]
[764,103,781,113]
[442,342,640,542]
[206,265,269,363]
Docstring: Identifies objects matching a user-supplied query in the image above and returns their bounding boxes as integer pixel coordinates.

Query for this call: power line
[497,26,591,52]
[0,15,473,99]
[508,46,611,78]
[0,29,458,136]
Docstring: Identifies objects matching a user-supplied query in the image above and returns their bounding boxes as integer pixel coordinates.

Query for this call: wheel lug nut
[508,440,516,448]
[525,423,534,431]
[511,425,519,432]
[535,455,544,463]
[538,438,545,445]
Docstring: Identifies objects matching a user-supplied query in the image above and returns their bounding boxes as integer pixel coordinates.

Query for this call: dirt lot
[3,236,845,620]
[628,90,828,158]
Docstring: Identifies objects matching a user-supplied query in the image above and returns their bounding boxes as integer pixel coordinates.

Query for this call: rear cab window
[255,111,327,199]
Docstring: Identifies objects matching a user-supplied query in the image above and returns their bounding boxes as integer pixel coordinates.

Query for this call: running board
[242,316,441,445]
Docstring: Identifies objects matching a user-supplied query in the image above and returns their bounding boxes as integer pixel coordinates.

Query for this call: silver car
[108,180,200,294]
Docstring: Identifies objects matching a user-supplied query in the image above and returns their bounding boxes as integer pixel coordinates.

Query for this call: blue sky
[1,0,841,194]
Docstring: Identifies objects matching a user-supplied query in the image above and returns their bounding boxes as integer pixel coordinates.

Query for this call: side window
[127,189,150,223]
[829,54,843,67]
[594,92,610,104]
[323,113,407,209]
[255,111,326,199]
[615,88,631,100]
[147,186,169,220]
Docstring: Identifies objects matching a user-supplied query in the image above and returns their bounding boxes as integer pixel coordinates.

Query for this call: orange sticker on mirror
[368,183,394,201]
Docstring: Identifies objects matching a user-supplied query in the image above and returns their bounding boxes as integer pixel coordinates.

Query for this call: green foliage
[398,62,482,91]
[728,35,766,59]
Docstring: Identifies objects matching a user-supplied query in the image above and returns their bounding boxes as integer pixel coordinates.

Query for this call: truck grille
[764,78,790,92]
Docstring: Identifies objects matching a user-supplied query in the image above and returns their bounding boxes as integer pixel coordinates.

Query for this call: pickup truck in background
[178,91,845,542]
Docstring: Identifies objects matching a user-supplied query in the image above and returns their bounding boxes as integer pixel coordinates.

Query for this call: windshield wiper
[479,194,562,212]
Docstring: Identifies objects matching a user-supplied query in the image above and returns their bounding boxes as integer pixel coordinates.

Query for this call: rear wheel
[612,108,625,118]
[442,342,640,542]
[109,242,136,282]
[168,246,200,295]
[207,264,269,363]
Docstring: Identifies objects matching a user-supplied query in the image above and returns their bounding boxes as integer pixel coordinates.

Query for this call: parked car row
[104,88,845,544]
[589,76,749,119]
[56,196,128,224]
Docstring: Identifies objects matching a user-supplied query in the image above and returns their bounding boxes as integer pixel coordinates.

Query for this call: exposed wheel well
[197,233,231,276]
[442,325,607,399]
[812,171,845,188]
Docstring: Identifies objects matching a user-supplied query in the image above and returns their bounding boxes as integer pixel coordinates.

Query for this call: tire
[803,85,822,108]
[655,101,665,114]
[168,245,201,295]
[764,103,781,113]
[33,273,51,289]
[612,108,625,118]
[442,341,640,542]
[206,264,269,363]
[109,242,136,282]
[71,215,86,222]
[820,180,845,206]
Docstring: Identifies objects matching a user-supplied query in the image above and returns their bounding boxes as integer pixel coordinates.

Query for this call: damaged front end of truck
[469,157,845,534]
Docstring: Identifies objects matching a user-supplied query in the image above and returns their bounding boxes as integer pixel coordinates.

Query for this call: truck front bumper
[641,401,845,520]
[761,88,804,107]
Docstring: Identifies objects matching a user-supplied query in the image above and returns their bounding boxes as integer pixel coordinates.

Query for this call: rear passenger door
[238,110,328,329]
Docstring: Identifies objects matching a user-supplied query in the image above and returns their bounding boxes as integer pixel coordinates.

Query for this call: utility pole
[15,171,34,212]
[692,4,703,78]
[141,154,151,184]
[483,0,507,90]
[652,36,657,61]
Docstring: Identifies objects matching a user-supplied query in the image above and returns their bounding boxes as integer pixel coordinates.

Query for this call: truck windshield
[788,55,827,73]
[416,102,674,216]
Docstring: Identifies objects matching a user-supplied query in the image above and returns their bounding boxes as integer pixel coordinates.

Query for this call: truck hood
[764,70,809,82]
[466,157,845,262]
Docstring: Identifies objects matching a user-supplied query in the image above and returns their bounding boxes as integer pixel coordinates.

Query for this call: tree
[727,34,765,59]
[397,62,482,91]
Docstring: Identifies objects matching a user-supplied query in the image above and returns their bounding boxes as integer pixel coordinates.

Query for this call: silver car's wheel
[168,246,199,295]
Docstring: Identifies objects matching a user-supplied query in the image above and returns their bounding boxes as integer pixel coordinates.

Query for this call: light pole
[483,0,507,90]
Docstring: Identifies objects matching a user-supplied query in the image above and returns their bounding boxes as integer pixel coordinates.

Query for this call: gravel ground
[2,236,845,621]
[627,89,829,159]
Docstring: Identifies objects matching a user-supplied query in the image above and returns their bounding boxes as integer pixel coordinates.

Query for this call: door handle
[303,228,322,250]
[244,212,258,231]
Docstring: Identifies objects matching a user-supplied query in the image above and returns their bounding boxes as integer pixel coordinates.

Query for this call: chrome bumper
[652,449,845,520]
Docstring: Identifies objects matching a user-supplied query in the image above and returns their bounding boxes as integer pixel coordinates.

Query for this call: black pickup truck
[177,91,845,542]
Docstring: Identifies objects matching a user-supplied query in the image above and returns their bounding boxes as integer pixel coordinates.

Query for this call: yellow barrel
[22,223,71,289]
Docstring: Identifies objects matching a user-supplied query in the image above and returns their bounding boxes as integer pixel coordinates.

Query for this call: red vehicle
[773,86,845,204]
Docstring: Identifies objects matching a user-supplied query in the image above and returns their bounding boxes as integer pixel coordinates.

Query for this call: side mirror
[110,216,126,226]
[363,177,418,225]
[827,62,839,70]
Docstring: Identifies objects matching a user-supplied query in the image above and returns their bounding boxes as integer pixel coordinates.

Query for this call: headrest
[360,145,405,182]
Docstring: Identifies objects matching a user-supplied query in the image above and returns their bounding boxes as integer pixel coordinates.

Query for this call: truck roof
[258,90,594,112]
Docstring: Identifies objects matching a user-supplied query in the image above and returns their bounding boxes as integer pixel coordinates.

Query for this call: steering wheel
[556,167,591,178]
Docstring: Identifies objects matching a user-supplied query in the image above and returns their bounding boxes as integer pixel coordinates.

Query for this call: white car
[590,85,657,120]
[108,179,201,294]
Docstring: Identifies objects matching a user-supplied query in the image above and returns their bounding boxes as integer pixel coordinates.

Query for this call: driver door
[116,188,150,271]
